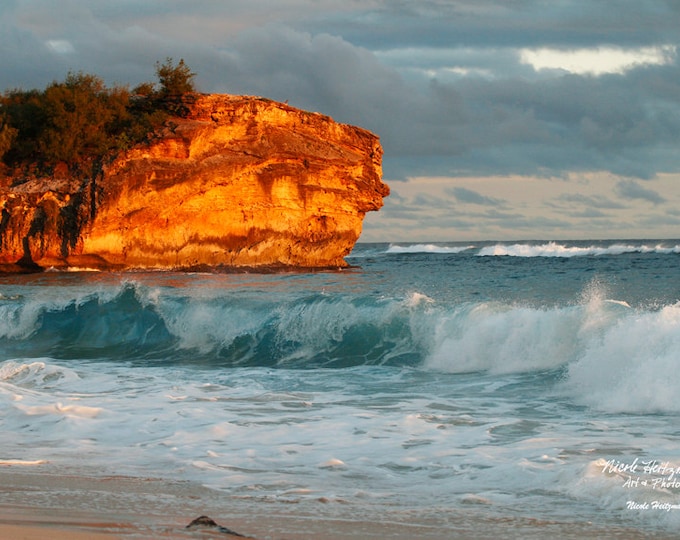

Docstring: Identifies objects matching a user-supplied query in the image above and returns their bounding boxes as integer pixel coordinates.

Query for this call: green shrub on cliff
[0,58,196,173]
[155,57,196,97]
[1,89,46,165]
[38,73,130,166]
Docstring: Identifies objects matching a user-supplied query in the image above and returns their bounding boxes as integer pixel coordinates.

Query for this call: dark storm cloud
[447,187,505,207]
[216,30,680,181]
[615,179,667,204]
[2,0,680,184]
[204,15,680,180]
[298,0,680,50]
[419,64,680,178]
[553,193,627,210]
[280,0,680,180]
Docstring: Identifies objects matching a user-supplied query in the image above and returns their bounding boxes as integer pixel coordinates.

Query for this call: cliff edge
[0,94,388,271]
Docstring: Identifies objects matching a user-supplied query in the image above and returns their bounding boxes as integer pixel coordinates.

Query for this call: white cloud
[360,172,680,241]
[520,45,677,76]
[46,39,75,54]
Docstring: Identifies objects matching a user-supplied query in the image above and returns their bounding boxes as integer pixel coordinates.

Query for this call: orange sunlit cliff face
[0,94,388,271]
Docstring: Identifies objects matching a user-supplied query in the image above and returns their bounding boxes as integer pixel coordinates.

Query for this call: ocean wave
[424,291,680,414]
[366,240,680,258]
[0,282,434,368]
[477,241,680,257]
[2,280,679,413]
[559,301,680,413]
[386,243,474,254]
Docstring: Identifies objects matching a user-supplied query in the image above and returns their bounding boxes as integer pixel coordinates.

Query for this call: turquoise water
[1,240,679,534]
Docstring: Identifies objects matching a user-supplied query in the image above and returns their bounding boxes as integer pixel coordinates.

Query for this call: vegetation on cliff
[0,58,196,174]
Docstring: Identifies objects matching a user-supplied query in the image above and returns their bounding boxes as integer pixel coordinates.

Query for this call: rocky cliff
[0,94,388,271]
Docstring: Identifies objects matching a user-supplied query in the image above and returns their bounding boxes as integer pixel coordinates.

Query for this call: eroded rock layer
[0,94,388,271]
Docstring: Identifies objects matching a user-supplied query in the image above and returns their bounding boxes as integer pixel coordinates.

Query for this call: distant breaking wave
[380,241,680,257]
[477,241,680,257]
[386,244,473,254]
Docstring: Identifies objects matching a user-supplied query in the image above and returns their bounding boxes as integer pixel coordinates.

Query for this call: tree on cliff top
[0,72,131,170]
[39,72,130,166]
[0,59,197,171]
[155,57,196,97]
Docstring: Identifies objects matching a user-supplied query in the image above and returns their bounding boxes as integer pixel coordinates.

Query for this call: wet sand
[0,467,451,539]
[0,467,675,539]
[0,468,253,539]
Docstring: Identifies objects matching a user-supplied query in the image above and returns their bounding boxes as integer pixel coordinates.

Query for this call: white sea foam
[386,243,473,254]
[0,360,81,387]
[17,401,103,418]
[560,301,680,413]
[425,302,582,374]
[0,351,677,532]
[478,241,680,257]
[0,459,49,466]
[405,292,435,307]
[424,287,680,414]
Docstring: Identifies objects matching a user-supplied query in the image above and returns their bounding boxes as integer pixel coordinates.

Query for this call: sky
[2,0,680,242]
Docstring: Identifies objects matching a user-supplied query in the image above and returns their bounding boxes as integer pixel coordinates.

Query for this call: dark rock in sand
[186,515,247,537]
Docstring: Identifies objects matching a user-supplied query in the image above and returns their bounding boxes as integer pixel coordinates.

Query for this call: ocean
[1,240,680,537]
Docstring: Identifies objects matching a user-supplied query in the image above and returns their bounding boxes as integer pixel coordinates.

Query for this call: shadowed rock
[186,515,247,537]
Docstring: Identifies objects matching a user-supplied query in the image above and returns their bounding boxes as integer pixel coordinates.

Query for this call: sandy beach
[0,467,255,539]
[2,465,677,540]
[0,466,438,540]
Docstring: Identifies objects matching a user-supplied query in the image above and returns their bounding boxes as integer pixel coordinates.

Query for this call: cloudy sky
[2,0,680,241]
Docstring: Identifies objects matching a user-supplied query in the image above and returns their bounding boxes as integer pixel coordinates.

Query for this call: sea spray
[425,302,582,374]
[560,301,680,413]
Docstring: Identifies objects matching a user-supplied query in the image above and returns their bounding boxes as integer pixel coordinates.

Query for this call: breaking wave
[0,282,432,368]
[2,280,680,413]
[385,244,473,254]
[366,241,680,258]
[477,241,680,257]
